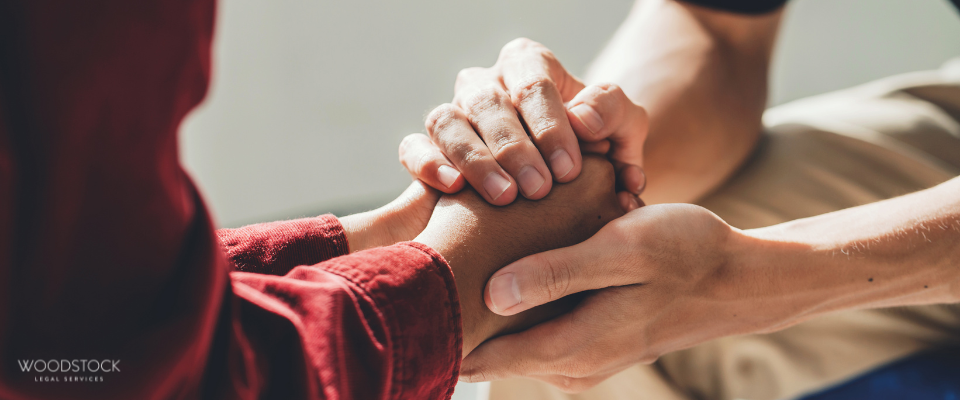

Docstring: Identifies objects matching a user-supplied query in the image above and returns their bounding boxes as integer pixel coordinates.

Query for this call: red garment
[0,1,462,399]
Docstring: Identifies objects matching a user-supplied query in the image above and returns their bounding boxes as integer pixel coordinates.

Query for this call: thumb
[566,83,649,194]
[484,234,613,316]
[378,180,441,242]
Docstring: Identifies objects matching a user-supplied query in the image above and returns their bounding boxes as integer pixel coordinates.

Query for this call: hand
[398,38,649,206]
[340,180,441,252]
[414,155,626,355]
[460,204,767,391]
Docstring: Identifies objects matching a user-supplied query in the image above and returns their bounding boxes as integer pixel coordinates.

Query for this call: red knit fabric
[217,215,351,276]
[0,1,462,399]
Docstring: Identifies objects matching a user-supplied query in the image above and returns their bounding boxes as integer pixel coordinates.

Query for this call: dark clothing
[681,0,959,15]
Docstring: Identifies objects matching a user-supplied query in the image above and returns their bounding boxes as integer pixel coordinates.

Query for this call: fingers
[454,68,552,199]
[616,164,647,196]
[498,39,585,184]
[463,289,636,383]
[497,38,587,100]
[483,229,627,315]
[566,83,649,194]
[425,104,519,205]
[460,312,580,382]
[398,133,465,193]
[617,191,642,212]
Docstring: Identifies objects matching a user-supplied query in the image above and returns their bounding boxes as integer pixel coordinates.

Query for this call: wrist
[724,227,819,333]
[414,222,497,355]
[340,210,394,253]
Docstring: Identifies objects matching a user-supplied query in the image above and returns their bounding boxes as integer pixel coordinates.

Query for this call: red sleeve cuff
[314,241,463,400]
[217,214,350,275]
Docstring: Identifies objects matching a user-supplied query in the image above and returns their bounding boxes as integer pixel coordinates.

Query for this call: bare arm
[587,0,782,203]
[742,176,960,329]
[460,176,960,389]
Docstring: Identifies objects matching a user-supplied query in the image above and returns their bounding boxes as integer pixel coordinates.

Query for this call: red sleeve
[229,242,462,400]
[216,215,351,275]
[0,1,462,399]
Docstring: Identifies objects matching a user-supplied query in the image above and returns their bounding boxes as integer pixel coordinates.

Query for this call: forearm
[736,177,960,333]
[587,0,781,203]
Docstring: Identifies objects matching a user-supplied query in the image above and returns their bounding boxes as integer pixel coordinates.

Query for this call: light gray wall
[180,0,959,229]
[771,0,960,104]
[178,0,959,398]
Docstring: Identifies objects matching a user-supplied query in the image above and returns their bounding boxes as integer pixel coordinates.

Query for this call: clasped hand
[389,38,773,392]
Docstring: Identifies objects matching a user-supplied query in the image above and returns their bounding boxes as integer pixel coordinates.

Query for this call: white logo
[17,359,121,383]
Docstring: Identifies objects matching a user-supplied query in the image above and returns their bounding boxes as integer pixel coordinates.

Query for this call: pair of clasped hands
[345,39,740,392]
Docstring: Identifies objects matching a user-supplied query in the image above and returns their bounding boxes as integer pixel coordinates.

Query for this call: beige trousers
[489,58,960,400]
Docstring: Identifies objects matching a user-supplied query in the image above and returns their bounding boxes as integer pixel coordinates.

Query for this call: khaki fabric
[489,58,960,400]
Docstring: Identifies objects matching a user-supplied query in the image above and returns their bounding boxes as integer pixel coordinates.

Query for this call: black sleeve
[680,0,787,14]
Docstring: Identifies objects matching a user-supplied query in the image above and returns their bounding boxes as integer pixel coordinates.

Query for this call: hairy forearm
[736,177,960,333]
[587,0,781,203]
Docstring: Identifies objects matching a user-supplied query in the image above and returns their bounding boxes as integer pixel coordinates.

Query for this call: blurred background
[179,0,959,397]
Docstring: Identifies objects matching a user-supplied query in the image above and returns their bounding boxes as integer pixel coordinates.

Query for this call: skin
[398,39,649,207]
[342,156,624,356]
[340,180,441,253]
[463,177,960,391]
[586,0,780,204]
[399,1,780,205]
[396,0,959,392]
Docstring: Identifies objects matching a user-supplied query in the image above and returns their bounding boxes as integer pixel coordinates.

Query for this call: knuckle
[537,257,572,301]
[606,83,625,98]
[501,37,541,54]
[594,82,623,96]
[528,117,562,141]
[510,75,555,105]
[539,48,561,67]
[415,152,441,176]
[489,135,528,161]
[607,221,636,247]
[448,141,488,168]
[555,377,591,393]
[461,86,507,116]
[425,103,462,134]
[470,369,491,383]
[455,67,485,85]
[397,134,417,157]
[637,351,661,365]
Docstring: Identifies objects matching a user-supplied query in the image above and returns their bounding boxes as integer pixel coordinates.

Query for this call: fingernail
[569,103,604,134]
[517,166,545,197]
[437,165,460,188]
[483,172,511,201]
[489,273,521,312]
[549,149,574,179]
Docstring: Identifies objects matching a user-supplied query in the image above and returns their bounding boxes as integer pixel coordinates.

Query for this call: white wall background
[180,0,959,397]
